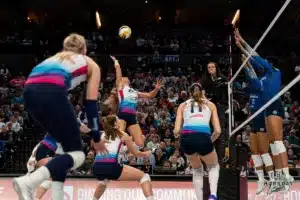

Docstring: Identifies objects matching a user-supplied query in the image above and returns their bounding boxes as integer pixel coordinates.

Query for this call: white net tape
[228,0,293,137]
[231,74,300,136]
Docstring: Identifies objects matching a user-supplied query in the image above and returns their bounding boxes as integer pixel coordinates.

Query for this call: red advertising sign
[0,179,299,200]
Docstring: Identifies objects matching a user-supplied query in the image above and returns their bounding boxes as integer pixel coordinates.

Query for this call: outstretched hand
[110,55,117,62]
[234,28,244,43]
[110,55,120,68]
[241,54,249,67]
[155,79,163,90]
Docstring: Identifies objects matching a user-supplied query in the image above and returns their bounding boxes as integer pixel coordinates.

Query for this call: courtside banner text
[1,179,300,200]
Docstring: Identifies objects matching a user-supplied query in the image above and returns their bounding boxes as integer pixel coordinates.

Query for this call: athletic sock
[256,170,265,182]
[267,170,275,181]
[51,181,64,200]
[282,167,291,178]
[26,166,51,189]
[192,167,204,199]
[208,164,220,197]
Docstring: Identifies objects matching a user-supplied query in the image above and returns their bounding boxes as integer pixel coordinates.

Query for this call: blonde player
[13,33,108,200]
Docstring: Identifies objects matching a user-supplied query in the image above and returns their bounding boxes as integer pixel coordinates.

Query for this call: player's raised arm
[110,56,123,86]
[137,79,163,99]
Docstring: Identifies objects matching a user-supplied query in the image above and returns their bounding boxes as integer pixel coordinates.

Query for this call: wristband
[84,100,101,142]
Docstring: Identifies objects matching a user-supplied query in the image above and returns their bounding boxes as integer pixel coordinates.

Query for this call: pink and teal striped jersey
[118,85,138,114]
[25,54,88,90]
[181,99,212,135]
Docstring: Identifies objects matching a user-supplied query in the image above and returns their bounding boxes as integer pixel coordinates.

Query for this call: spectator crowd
[0,26,299,178]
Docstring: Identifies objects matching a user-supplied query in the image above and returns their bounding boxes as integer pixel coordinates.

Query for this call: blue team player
[235,29,293,192]
[240,54,275,194]
[13,33,108,200]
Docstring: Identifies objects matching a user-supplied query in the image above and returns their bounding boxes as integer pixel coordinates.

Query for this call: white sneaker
[256,180,267,195]
[12,176,34,200]
[280,175,294,193]
[287,175,295,185]
[267,179,281,194]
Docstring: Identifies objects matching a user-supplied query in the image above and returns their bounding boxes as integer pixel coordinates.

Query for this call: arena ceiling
[0,0,298,26]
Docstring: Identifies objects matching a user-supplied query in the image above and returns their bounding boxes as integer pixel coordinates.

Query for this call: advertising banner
[1,179,300,200]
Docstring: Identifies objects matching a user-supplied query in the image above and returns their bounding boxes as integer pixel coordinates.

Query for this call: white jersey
[27,54,88,91]
[118,85,138,114]
[26,141,64,173]
[94,132,123,163]
[181,99,212,134]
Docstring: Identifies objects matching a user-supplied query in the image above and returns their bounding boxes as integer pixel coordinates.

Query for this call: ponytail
[103,115,123,140]
[190,83,205,113]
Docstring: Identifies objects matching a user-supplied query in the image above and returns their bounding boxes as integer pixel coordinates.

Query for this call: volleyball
[118,25,132,39]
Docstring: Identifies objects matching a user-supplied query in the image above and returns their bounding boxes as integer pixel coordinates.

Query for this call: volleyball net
[228,0,295,138]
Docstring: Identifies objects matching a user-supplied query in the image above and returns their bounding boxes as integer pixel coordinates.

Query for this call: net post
[228,82,232,137]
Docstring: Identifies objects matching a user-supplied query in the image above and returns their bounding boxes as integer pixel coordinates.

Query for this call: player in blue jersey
[174,83,221,200]
[239,53,275,194]
[111,56,162,148]
[13,33,108,200]
[235,29,293,192]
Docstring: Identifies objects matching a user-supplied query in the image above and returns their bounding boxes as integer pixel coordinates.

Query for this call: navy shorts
[265,100,284,119]
[180,133,214,156]
[118,112,137,127]
[35,143,55,162]
[92,163,123,181]
[24,84,83,152]
[251,111,266,133]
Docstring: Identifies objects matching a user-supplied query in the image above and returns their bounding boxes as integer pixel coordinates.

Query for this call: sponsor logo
[1,179,300,200]
[64,186,74,200]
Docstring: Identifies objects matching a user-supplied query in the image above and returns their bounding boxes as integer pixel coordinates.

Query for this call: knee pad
[251,155,263,168]
[67,151,85,170]
[40,180,52,190]
[261,153,273,167]
[140,173,151,184]
[270,143,278,156]
[98,179,110,186]
[192,166,204,176]
[274,141,286,154]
